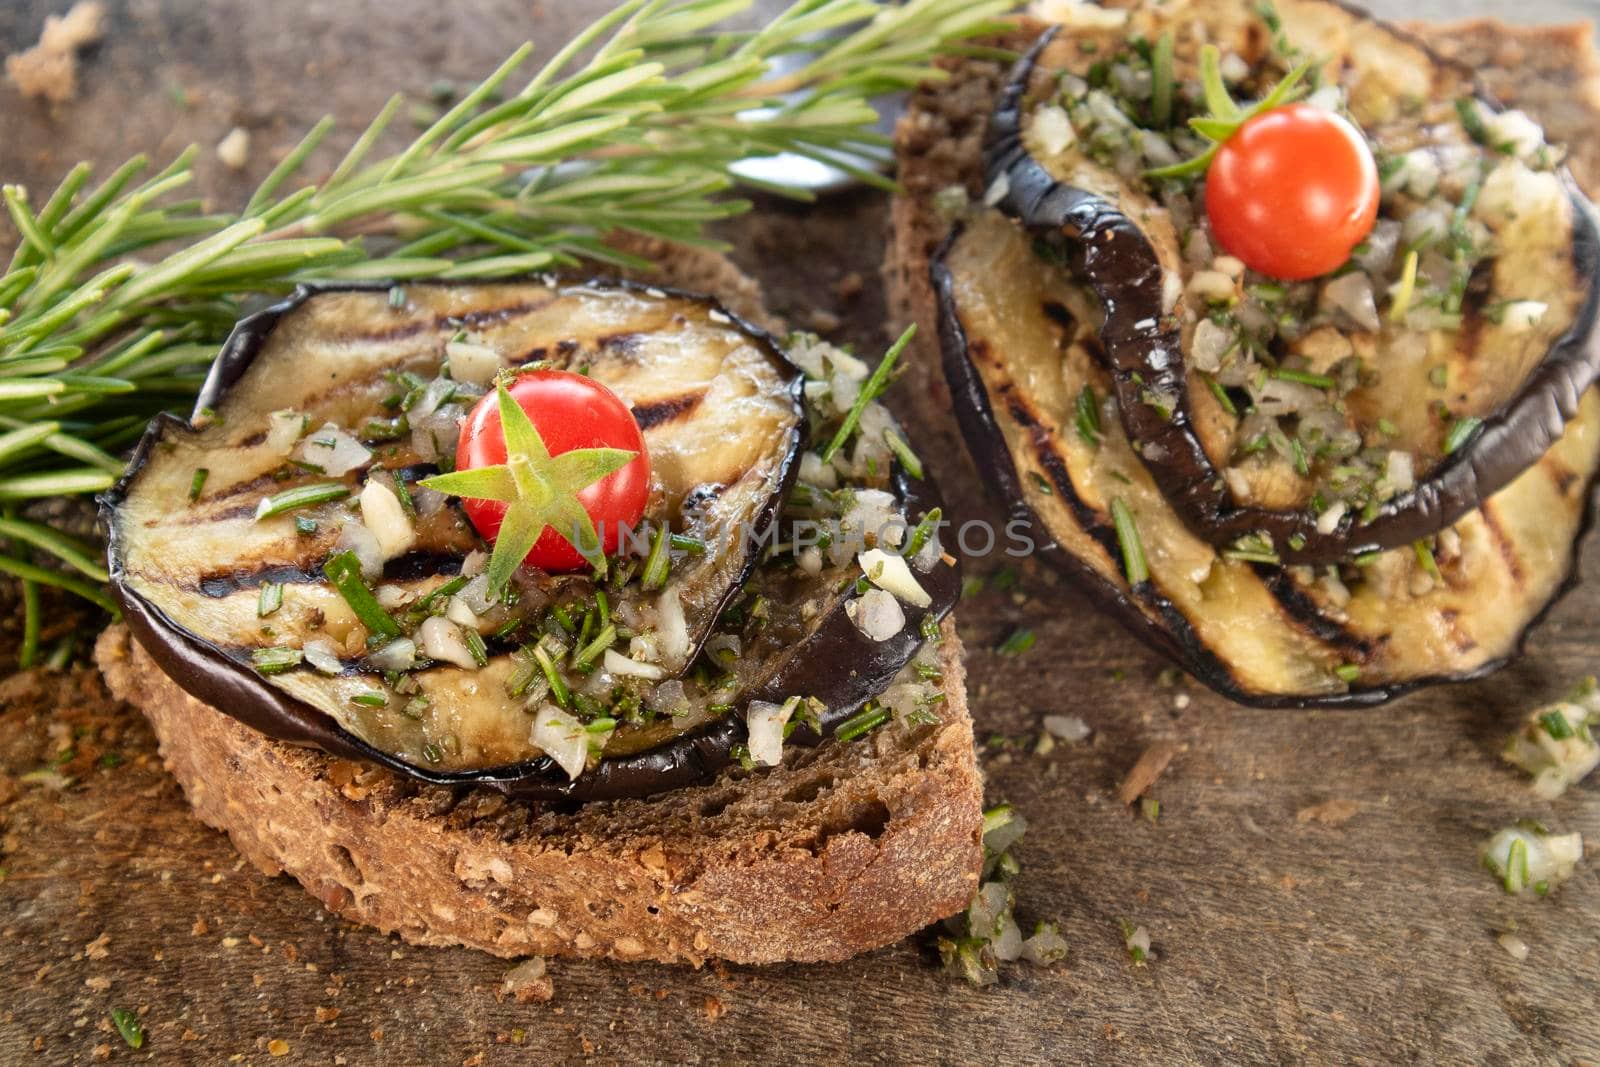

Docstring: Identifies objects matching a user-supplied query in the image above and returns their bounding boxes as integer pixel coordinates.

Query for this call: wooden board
[3,2,1600,1063]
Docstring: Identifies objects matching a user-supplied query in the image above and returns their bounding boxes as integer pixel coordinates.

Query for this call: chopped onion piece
[603,648,666,680]
[367,637,416,672]
[1502,691,1600,800]
[745,699,796,767]
[1186,270,1236,305]
[418,615,478,670]
[530,706,589,780]
[1043,714,1091,742]
[800,451,837,489]
[1192,319,1234,373]
[1481,825,1584,895]
[444,340,503,386]
[1316,501,1348,535]
[336,519,384,580]
[1501,301,1548,333]
[847,588,905,641]
[302,637,344,676]
[1384,451,1416,495]
[358,479,416,560]
[445,595,480,630]
[265,410,305,455]
[297,423,371,477]
[1320,272,1380,333]
[1030,103,1076,156]
[859,548,932,608]
[654,586,689,665]
[1486,109,1546,162]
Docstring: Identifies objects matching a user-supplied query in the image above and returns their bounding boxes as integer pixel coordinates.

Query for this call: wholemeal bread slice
[95,239,984,967]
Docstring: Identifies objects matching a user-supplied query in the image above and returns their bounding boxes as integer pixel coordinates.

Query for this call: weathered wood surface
[3,2,1600,1064]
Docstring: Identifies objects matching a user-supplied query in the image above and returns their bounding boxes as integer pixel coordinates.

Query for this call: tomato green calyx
[1144,43,1313,180]
[419,382,638,598]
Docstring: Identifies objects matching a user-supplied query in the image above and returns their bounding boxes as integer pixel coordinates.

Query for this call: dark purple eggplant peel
[985,21,1600,566]
[102,280,958,801]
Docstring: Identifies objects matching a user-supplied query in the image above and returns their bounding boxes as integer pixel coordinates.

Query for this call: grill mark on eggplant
[984,21,1600,565]
[1477,500,1527,588]
[1255,565,1375,659]
[631,390,707,431]
[1547,457,1581,496]
[330,296,563,346]
[1041,301,1075,329]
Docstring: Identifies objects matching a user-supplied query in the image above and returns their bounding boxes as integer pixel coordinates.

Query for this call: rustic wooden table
[3,1,1599,1063]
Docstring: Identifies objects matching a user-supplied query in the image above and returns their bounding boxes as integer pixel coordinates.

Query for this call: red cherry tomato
[1204,103,1380,282]
[455,370,650,573]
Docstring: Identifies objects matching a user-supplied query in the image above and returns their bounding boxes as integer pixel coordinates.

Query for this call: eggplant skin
[984,13,1600,565]
[102,280,960,802]
[933,212,1600,708]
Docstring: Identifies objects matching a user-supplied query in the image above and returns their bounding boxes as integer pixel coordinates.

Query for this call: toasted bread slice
[95,238,983,966]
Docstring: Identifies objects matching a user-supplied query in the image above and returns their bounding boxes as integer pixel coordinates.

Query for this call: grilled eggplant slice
[936,209,1600,706]
[985,4,1600,564]
[105,281,959,800]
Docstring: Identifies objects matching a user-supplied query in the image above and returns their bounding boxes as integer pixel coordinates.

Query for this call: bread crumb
[1295,798,1360,826]
[84,932,110,960]
[502,957,553,1004]
[5,2,105,104]
[702,995,727,1021]
[268,1038,290,1056]
[84,976,111,992]
[315,1007,340,1023]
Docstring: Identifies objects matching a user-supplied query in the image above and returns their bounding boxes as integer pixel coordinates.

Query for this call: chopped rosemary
[295,515,319,536]
[641,524,671,591]
[251,646,303,674]
[110,1009,144,1050]
[998,627,1036,656]
[819,325,916,463]
[532,644,572,709]
[1030,471,1053,496]
[1202,373,1237,416]
[463,627,489,668]
[322,550,401,638]
[572,623,617,670]
[906,507,943,558]
[1334,663,1361,684]
[255,482,350,521]
[1110,498,1149,585]
[350,691,389,708]
[669,533,706,554]
[836,703,891,743]
[1455,97,1491,146]
[257,580,283,618]
[883,427,924,479]
[1075,385,1102,446]
[1149,32,1176,128]
[1414,539,1441,581]
[188,467,208,502]
[1539,709,1575,741]
[1444,416,1483,455]
[1272,368,1336,391]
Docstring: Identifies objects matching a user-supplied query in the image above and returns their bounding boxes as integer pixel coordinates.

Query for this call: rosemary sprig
[0,0,1010,642]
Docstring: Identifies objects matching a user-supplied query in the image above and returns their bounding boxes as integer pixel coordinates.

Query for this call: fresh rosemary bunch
[0,0,1011,664]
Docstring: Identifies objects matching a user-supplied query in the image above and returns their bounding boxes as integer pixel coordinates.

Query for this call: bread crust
[96,618,979,965]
